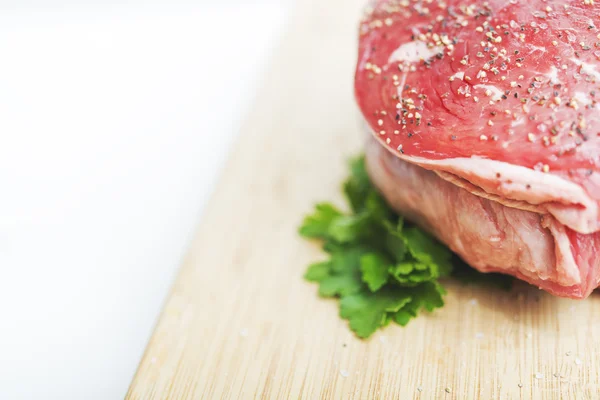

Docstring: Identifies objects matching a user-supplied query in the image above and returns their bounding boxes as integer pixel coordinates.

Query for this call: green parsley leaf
[360,253,391,292]
[340,288,412,338]
[327,213,372,243]
[299,203,342,239]
[392,282,445,326]
[383,219,407,262]
[403,228,452,277]
[343,156,371,212]
[330,247,371,272]
[300,153,511,339]
[318,268,363,298]
[304,261,331,282]
[316,248,368,297]
[390,262,437,286]
[364,190,393,222]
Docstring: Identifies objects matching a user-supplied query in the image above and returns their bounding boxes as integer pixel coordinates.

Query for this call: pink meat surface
[354,0,600,298]
[366,137,600,298]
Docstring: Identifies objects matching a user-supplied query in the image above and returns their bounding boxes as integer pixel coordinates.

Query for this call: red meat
[355,0,600,298]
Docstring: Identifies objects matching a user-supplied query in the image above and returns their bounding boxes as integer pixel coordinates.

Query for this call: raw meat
[354,0,600,298]
[366,136,600,298]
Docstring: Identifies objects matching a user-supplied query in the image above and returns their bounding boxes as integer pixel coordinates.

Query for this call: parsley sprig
[299,155,511,338]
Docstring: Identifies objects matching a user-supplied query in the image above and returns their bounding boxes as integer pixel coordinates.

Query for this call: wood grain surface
[127,0,600,398]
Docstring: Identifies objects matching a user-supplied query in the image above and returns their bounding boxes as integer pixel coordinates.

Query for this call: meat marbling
[355,0,600,298]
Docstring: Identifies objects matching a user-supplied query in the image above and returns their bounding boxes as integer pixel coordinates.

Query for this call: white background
[0,1,288,399]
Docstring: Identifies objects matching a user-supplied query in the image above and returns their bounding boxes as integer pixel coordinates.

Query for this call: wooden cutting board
[126,0,600,398]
